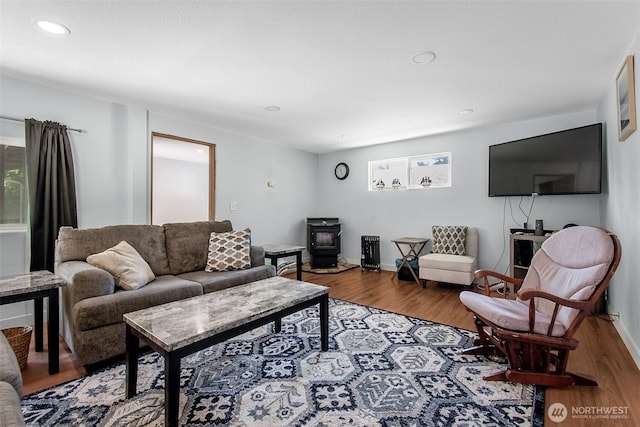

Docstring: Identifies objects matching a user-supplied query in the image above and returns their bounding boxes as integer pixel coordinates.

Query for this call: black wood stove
[306,217,341,268]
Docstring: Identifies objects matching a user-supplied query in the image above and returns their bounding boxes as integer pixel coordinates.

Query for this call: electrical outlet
[229,201,238,211]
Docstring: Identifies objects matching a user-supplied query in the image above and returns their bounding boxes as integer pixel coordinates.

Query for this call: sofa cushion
[73,275,203,331]
[205,229,251,272]
[87,241,155,290]
[431,225,468,255]
[56,225,171,275]
[180,264,276,293]
[164,220,234,275]
[0,333,23,397]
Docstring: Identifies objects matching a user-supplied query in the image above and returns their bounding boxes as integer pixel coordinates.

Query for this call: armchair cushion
[419,253,476,272]
[459,291,567,336]
[431,225,468,255]
[0,332,22,397]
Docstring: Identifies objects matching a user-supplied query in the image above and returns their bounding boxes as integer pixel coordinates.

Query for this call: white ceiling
[1,1,639,154]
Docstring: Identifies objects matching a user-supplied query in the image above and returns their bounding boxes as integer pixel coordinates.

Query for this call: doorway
[151,133,215,225]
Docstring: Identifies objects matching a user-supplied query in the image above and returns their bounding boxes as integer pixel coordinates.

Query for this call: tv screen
[488,123,602,197]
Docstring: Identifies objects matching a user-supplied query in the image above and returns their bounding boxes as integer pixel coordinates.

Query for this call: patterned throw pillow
[431,225,468,256]
[205,229,251,272]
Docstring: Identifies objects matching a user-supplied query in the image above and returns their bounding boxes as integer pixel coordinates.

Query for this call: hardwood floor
[21,268,640,426]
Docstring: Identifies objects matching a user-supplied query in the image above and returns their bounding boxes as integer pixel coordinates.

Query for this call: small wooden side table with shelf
[392,237,430,285]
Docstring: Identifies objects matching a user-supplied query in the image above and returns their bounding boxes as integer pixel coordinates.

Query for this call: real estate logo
[548,402,631,423]
[548,402,568,423]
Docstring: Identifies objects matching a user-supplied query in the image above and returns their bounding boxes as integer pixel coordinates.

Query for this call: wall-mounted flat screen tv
[488,123,603,197]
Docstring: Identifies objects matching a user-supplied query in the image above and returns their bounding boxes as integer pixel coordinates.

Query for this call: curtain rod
[0,115,85,133]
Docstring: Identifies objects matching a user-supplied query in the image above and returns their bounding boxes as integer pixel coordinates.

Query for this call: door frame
[150,132,216,223]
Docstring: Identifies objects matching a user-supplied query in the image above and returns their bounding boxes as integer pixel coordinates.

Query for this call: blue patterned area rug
[22,299,544,426]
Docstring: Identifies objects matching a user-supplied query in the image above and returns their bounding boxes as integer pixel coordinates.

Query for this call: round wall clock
[334,162,349,180]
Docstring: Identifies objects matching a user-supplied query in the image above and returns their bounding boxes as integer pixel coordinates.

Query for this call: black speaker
[535,219,544,236]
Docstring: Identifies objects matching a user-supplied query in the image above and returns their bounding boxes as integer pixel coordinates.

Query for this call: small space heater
[361,235,381,272]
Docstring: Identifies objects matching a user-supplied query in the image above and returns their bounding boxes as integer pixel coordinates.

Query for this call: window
[1,136,27,225]
[369,152,451,191]
[408,152,451,188]
[369,157,408,190]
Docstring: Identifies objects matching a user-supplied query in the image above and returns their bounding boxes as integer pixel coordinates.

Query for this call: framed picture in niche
[616,55,636,141]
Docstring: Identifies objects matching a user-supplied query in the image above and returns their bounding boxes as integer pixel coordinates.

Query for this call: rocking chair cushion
[518,226,615,329]
[459,291,567,336]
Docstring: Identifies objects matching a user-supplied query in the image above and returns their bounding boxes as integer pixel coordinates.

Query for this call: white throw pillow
[86,241,155,290]
[205,229,251,272]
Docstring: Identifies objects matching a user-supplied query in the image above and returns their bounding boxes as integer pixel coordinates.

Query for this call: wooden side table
[392,237,430,285]
[0,271,67,374]
[263,244,305,281]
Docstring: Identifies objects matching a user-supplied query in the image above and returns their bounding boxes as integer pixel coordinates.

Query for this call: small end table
[0,271,67,374]
[392,237,430,286]
[263,244,305,280]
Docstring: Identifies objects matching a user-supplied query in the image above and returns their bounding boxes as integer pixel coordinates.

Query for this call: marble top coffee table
[124,276,329,427]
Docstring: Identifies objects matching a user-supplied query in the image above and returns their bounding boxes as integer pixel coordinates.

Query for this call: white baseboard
[344,258,395,272]
[613,318,640,370]
[0,313,36,330]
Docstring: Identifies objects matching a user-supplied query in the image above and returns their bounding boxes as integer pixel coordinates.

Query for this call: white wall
[0,75,318,328]
[147,112,318,246]
[318,110,602,274]
[597,28,640,367]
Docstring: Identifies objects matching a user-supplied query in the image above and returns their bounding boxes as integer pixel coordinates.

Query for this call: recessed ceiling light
[341,134,352,140]
[458,109,474,115]
[263,105,281,112]
[411,50,436,64]
[34,19,71,35]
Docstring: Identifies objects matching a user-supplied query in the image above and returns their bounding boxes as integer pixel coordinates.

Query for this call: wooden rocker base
[461,345,499,357]
[482,369,598,387]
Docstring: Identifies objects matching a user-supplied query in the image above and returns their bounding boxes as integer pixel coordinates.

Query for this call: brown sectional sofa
[54,220,276,367]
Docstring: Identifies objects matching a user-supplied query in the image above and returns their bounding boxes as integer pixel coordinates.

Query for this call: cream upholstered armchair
[459,226,621,387]
[418,226,478,287]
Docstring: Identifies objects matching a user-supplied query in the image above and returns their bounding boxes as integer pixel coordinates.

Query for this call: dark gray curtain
[25,119,78,272]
